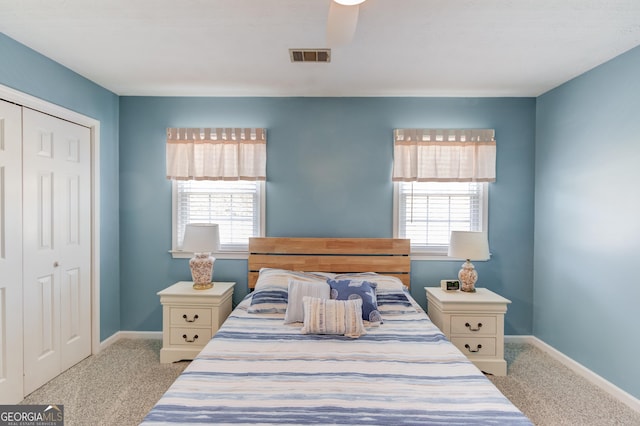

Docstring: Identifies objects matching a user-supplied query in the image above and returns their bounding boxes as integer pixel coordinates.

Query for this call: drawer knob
[182,334,199,343]
[465,322,482,332]
[182,314,199,323]
[464,343,482,353]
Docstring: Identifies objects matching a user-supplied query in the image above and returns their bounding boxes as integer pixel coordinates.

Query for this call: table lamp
[182,223,220,290]
[448,231,490,292]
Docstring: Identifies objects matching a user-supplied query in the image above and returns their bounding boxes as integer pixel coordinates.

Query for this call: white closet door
[0,100,24,403]
[22,108,92,395]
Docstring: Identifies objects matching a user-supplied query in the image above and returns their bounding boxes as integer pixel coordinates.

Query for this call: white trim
[98,331,122,351]
[259,180,266,238]
[410,253,492,261]
[0,83,102,356]
[98,331,163,351]
[392,181,400,238]
[506,335,640,413]
[170,250,249,260]
[504,335,534,344]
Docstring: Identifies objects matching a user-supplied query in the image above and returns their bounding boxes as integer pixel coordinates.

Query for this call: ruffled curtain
[392,129,496,182]
[166,128,266,181]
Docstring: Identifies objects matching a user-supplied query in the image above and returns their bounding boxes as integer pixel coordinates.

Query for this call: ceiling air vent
[289,49,331,63]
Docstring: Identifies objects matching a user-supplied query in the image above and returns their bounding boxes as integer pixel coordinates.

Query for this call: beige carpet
[20,338,188,426]
[488,342,640,426]
[20,338,640,425]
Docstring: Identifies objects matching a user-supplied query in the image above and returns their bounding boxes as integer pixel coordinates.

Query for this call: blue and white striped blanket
[142,295,531,425]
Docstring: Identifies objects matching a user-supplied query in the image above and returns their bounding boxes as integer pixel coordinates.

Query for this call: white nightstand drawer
[170,307,212,326]
[451,315,496,335]
[451,337,496,357]
[426,287,509,375]
[169,327,213,346]
[159,281,235,363]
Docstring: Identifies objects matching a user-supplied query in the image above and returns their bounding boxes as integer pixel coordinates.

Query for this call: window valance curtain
[166,127,266,181]
[392,128,496,182]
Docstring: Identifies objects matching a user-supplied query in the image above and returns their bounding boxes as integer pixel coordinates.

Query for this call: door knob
[53,261,59,267]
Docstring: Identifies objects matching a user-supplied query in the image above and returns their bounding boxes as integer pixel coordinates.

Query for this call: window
[394,181,487,256]
[172,180,264,257]
[166,127,267,258]
[392,128,495,257]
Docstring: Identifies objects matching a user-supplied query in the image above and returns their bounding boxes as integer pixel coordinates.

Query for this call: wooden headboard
[248,237,411,289]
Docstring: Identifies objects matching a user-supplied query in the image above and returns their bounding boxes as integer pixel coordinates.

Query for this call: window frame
[170,180,265,259]
[393,181,489,260]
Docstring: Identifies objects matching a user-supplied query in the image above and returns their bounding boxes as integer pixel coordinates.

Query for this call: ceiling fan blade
[326,1,360,47]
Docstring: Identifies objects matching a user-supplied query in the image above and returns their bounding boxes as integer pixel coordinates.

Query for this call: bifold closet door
[0,100,24,403]
[22,108,92,395]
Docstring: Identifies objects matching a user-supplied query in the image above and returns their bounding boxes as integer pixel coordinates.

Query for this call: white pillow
[334,272,407,293]
[301,297,366,339]
[284,279,330,324]
[255,268,334,290]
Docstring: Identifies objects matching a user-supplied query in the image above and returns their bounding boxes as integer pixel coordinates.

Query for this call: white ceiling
[1,0,639,97]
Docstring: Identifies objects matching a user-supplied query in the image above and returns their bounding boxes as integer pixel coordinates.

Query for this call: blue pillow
[327,279,382,324]
[248,288,288,314]
[376,291,417,315]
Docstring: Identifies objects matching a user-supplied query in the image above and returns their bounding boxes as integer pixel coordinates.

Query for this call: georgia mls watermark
[0,405,64,426]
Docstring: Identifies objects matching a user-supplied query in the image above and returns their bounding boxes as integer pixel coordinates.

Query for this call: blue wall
[535,45,640,399]
[0,34,121,340]
[4,28,639,400]
[119,97,536,335]
[6,27,640,397]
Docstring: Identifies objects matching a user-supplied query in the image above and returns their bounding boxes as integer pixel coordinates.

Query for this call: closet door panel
[57,124,91,372]
[23,167,61,393]
[0,100,23,403]
[38,172,54,249]
[22,273,61,396]
[22,108,91,393]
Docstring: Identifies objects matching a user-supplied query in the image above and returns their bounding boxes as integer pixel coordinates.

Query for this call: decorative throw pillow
[334,272,407,293]
[376,291,417,315]
[301,296,366,338]
[284,279,331,324]
[249,269,334,314]
[327,279,382,324]
[247,287,288,314]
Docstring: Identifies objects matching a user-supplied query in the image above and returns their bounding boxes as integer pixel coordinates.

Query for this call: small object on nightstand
[158,281,235,363]
[425,286,511,376]
[441,279,460,291]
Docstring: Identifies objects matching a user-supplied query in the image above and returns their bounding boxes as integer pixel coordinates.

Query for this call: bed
[142,238,531,425]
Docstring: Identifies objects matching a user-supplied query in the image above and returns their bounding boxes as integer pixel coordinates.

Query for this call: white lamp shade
[448,231,490,260]
[182,223,220,253]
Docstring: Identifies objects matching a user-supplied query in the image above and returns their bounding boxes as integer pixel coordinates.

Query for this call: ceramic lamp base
[192,281,214,290]
[189,253,215,290]
[458,260,478,292]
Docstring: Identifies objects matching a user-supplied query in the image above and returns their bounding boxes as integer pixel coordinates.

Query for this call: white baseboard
[99,331,162,351]
[506,335,640,413]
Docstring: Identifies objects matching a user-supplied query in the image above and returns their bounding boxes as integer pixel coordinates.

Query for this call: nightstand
[425,287,511,376]
[158,281,235,363]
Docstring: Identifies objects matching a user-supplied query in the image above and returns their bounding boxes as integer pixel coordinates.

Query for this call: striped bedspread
[142,295,531,425]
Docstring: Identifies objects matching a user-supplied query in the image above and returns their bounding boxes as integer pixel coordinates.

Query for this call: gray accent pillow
[283,279,330,324]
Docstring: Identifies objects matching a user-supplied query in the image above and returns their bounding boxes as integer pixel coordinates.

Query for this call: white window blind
[396,181,486,254]
[174,180,263,252]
